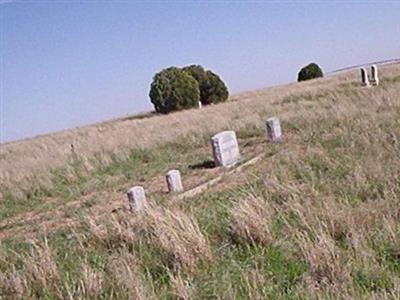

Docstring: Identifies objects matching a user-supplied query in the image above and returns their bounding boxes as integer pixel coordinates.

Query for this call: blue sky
[1,1,399,142]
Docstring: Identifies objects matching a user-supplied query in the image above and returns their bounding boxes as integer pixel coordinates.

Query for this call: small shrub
[297,63,323,82]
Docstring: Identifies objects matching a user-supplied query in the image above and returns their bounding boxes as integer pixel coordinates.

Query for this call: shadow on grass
[189,160,216,170]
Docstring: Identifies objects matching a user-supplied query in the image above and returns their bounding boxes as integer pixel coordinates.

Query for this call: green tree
[297,63,324,82]
[183,65,229,105]
[149,67,200,114]
[203,70,229,105]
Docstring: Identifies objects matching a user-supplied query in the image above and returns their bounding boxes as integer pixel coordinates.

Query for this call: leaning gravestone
[371,65,379,86]
[211,130,241,167]
[126,186,147,211]
[166,169,184,193]
[360,68,370,87]
[266,117,282,142]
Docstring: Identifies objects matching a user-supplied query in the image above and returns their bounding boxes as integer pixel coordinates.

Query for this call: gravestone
[126,186,147,211]
[211,130,240,167]
[166,169,184,193]
[266,117,282,142]
[198,101,202,109]
[371,65,379,86]
[360,68,370,87]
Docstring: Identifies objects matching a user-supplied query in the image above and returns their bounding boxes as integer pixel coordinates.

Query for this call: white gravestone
[198,101,202,109]
[166,169,184,193]
[127,186,147,211]
[266,117,282,142]
[360,68,370,87]
[211,131,241,167]
[371,65,379,86]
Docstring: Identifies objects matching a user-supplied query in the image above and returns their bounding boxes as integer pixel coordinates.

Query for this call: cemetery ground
[0,64,399,299]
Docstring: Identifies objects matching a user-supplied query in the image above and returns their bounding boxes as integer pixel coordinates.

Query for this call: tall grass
[0,63,399,299]
[1,63,398,199]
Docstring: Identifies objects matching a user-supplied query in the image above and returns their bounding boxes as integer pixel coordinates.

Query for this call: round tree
[183,65,229,105]
[149,67,200,114]
[297,63,323,82]
[182,65,208,103]
[203,70,229,105]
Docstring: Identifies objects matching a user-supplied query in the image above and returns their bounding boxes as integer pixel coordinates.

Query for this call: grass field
[0,63,399,299]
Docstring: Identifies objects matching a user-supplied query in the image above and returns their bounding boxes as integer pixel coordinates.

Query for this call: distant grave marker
[371,65,379,86]
[266,117,282,142]
[166,169,184,193]
[211,130,241,167]
[360,68,370,87]
[126,186,147,211]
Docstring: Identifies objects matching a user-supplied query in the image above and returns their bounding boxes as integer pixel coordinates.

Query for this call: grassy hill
[0,64,399,299]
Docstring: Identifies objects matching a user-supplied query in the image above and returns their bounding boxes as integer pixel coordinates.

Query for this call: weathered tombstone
[371,65,379,86]
[211,130,240,167]
[266,117,282,142]
[166,169,184,193]
[198,101,202,109]
[126,186,147,211]
[360,68,370,87]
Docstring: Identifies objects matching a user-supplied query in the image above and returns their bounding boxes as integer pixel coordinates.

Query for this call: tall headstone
[166,169,184,193]
[198,101,202,109]
[360,68,370,87]
[126,186,147,211]
[266,117,282,142]
[211,131,240,167]
[371,65,379,86]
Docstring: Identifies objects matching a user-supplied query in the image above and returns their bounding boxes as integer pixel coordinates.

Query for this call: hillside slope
[1,64,397,197]
[0,64,399,299]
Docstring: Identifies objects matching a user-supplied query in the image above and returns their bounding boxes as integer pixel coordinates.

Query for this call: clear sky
[1,1,399,143]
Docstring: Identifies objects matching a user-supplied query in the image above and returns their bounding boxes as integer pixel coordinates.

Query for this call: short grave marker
[211,130,241,167]
[371,65,379,86]
[166,169,184,193]
[266,117,282,142]
[126,186,147,211]
[361,68,370,87]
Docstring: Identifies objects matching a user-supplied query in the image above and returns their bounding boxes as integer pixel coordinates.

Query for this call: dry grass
[0,63,399,299]
[78,263,104,298]
[230,190,274,245]
[0,238,59,298]
[142,206,212,272]
[107,251,155,300]
[82,205,212,272]
[1,63,398,197]
[168,272,193,300]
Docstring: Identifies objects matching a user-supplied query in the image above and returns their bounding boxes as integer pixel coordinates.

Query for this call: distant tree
[203,70,229,105]
[182,65,208,102]
[183,65,229,105]
[297,63,324,82]
[149,67,200,114]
